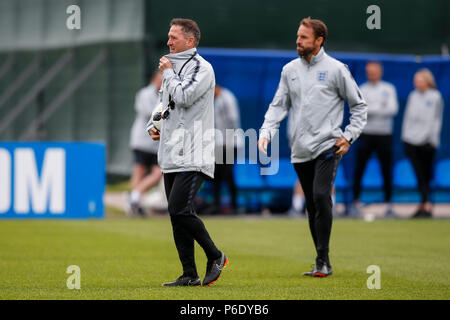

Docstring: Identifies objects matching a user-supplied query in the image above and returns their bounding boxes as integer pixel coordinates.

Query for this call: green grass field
[0,217,449,300]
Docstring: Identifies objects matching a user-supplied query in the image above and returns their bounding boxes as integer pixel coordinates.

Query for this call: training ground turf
[0,217,449,300]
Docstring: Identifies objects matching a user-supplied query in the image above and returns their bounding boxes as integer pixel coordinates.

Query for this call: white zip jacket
[360,80,398,135]
[146,48,216,178]
[260,47,367,163]
[401,88,444,148]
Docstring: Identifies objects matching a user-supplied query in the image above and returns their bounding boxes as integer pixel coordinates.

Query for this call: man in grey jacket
[258,17,367,277]
[148,18,228,287]
[351,61,398,217]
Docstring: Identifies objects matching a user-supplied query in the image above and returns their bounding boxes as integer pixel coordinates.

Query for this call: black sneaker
[162,275,201,287]
[132,203,145,217]
[313,259,333,278]
[202,252,228,286]
[412,209,432,219]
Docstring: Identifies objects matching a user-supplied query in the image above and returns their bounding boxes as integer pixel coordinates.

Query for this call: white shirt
[402,88,444,148]
[129,84,160,153]
[214,87,241,148]
[359,80,398,135]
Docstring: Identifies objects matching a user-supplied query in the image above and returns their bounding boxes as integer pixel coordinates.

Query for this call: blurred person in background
[402,68,444,218]
[350,61,399,217]
[289,181,306,216]
[211,84,241,214]
[286,109,306,217]
[258,17,367,277]
[127,71,163,216]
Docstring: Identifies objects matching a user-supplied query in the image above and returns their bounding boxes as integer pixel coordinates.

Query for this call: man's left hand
[159,57,172,73]
[334,136,351,156]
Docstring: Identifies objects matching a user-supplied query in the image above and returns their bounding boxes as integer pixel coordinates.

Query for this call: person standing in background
[402,68,444,218]
[128,72,163,216]
[286,109,306,217]
[212,84,241,214]
[350,61,399,217]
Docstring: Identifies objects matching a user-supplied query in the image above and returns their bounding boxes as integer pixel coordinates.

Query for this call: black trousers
[213,147,237,210]
[404,142,436,204]
[293,146,341,264]
[353,134,393,202]
[164,171,221,278]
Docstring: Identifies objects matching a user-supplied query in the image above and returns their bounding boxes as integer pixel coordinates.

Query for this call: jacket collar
[300,47,325,66]
[165,48,197,73]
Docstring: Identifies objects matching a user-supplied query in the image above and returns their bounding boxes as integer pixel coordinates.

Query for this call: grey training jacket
[146,48,216,178]
[130,84,160,154]
[260,47,367,163]
[214,87,241,148]
[359,80,398,135]
[401,88,444,148]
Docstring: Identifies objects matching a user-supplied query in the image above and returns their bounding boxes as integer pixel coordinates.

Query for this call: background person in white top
[350,61,399,217]
[286,109,306,216]
[128,72,163,216]
[212,84,241,214]
[402,68,444,218]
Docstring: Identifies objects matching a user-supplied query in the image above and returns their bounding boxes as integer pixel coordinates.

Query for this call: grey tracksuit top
[130,84,160,154]
[401,88,444,148]
[146,48,216,178]
[214,87,241,148]
[359,80,398,135]
[260,47,368,163]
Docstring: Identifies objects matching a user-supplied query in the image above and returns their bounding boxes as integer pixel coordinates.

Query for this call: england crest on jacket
[317,71,328,82]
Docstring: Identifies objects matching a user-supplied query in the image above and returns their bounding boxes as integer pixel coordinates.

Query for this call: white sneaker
[348,202,363,217]
[123,192,134,217]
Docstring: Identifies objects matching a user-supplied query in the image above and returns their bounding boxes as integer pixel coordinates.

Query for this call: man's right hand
[149,127,160,141]
[258,138,269,155]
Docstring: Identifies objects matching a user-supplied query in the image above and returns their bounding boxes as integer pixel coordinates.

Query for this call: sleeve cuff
[146,122,155,133]
[342,131,353,144]
[259,129,271,141]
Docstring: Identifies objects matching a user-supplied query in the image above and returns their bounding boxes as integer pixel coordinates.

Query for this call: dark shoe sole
[204,257,229,287]
[162,284,201,287]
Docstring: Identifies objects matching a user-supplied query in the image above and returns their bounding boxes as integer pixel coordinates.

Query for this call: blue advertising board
[0,142,105,219]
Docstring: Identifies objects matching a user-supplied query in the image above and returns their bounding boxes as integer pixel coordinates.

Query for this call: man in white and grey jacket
[147,18,228,287]
[258,17,367,277]
[351,61,399,217]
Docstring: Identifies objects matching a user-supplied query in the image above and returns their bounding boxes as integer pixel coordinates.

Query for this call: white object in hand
[151,102,163,131]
